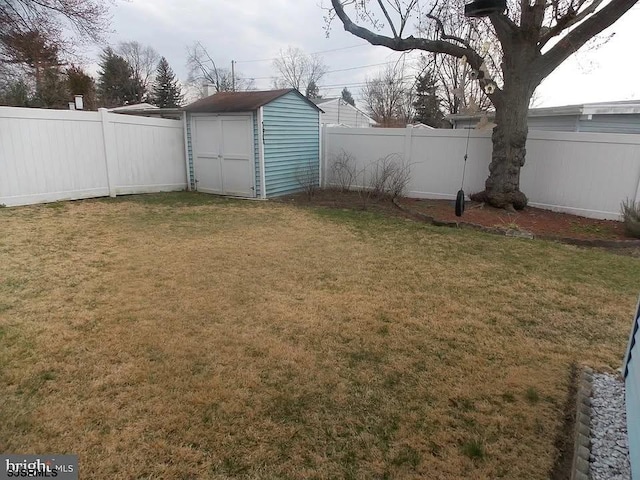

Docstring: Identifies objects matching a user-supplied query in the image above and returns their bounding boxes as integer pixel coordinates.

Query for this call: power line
[319,76,415,88]
[245,60,411,81]
[235,43,371,64]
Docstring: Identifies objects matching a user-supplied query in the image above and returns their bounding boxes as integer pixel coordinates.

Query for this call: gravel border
[590,373,631,480]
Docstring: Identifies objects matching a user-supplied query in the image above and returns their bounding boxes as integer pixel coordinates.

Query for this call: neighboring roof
[110,103,159,112]
[184,89,323,113]
[311,97,339,105]
[112,107,183,118]
[447,99,640,122]
[311,97,376,124]
[410,123,436,129]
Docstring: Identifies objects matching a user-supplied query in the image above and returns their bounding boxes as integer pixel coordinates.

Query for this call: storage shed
[184,89,322,198]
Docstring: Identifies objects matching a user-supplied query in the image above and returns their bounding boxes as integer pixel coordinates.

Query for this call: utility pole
[231,60,236,92]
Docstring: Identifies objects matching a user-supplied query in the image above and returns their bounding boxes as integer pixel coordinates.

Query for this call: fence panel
[111,115,187,194]
[0,108,109,206]
[323,126,640,220]
[0,107,187,207]
[323,127,493,199]
[523,131,640,219]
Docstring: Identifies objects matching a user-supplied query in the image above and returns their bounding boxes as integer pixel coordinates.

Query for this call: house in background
[448,100,640,134]
[311,98,376,128]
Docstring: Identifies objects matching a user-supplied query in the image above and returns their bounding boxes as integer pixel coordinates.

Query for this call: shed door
[193,115,254,197]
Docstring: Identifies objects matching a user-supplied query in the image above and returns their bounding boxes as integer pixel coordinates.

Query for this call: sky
[88,0,640,108]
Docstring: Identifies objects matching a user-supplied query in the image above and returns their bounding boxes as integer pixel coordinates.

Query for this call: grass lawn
[1,192,638,479]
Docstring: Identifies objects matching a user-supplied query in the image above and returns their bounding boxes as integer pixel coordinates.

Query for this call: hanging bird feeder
[464,0,506,17]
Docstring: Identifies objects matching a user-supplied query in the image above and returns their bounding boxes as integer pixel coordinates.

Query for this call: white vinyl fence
[322,127,640,220]
[0,107,187,207]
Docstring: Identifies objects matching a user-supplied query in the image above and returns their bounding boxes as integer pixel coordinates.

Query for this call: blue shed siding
[263,92,319,197]
[624,298,640,480]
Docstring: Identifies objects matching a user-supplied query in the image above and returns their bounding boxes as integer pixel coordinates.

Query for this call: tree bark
[471,70,536,210]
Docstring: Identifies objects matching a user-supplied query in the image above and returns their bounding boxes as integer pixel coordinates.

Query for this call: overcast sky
[93,0,640,107]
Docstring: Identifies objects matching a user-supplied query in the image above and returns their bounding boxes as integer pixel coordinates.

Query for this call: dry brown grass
[1,193,638,479]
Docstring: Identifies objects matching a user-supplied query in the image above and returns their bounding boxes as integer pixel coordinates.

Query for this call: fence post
[99,108,117,197]
[404,125,413,163]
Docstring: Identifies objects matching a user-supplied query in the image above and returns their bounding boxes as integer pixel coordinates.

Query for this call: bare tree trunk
[471,70,537,210]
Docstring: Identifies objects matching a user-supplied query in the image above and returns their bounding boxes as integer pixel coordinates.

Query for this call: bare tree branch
[117,41,159,94]
[186,42,253,96]
[538,0,604,47]
[272,46,327,97]
[330,0,485,70]
[535,0,637,80]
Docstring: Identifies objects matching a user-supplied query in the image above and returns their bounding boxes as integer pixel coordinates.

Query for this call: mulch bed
[397,197,629,241]
[280,190,640,249]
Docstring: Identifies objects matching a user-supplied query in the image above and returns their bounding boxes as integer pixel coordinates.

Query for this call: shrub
[329,150,357,192]
[295,159,319,201]
[368,153,411,199]
[621,199,640,238]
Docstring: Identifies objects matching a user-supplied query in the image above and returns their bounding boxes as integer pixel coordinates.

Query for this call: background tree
[328,0,638,209]
[413,71,447,127]
[152,57,183,108]
[305,79,320,99]
[117,41,159,102]
[187,42,253,97]
[419,53,492,116]
[67,65,96,110]
[361,64,414,127]
[341,87,355,106]
[1,1,113,108]
[272,46,327,97]
[0,78,29,106]
[0,29,69,108]
[34,67,67,108]
[97,48,141,108]
[0,0,111,44]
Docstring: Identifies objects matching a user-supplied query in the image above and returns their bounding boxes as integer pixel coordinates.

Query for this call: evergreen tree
[97,48,142,107]
[341,87,355,106]
[305,79,319,99]
[0,79,30,107]
[34,67,68,108]
[67,66,97,110]
[413,73,445,128]
[151,57,183,108]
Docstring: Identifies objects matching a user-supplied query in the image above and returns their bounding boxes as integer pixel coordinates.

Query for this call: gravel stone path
[590,373,631,480]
